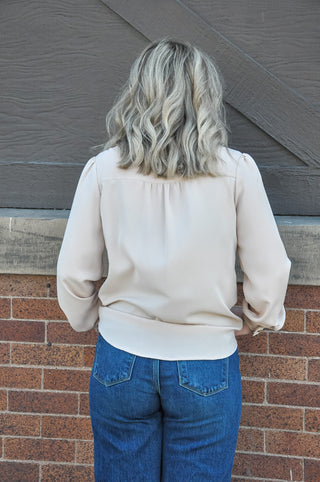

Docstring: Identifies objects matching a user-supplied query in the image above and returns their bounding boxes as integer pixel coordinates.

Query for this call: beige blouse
[57,146,291,360]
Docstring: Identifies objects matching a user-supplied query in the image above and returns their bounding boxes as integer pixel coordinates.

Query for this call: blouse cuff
[252,326,265,336]
[243,313,265,336]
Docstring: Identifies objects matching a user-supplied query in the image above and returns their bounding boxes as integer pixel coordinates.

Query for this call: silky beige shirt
[57,146,291,360]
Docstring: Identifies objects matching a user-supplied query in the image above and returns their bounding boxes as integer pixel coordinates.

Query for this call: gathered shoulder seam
[93,156,102,195]
[234,152,245,205]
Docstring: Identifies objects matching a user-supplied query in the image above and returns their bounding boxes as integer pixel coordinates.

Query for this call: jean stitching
[177,359,229,396]
[226,357,229,390]
[93,353,136,387]
[153,359,160,394]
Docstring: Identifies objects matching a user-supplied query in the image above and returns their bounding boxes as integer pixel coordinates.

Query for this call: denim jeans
[89,334,242,482]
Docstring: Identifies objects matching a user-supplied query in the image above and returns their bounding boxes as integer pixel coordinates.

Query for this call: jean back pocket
[93,334,136,387]
[177,357,228,396]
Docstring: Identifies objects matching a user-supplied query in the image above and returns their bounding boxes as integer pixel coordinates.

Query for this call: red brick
[306,310,320,333]
[4,437,75,463]
[268,382,320,407]
[76,440,94,464]
[241,404,303,430]
[94,278,105,291]
[0,274,49,297]
[305,459,320,481]
[0,389,7,410]
[242,380,265,403]
[0,343,10,363]
[283,309,305,332]
[12,298,65,320]
[240,354,306,380]
[9,390,78,415]
[237,284,244,304]
[0,319,45,342]
[232,453,303,480]
[84,346,96,367]
[0,461,39,481]
[266,430,320,458]
[237,332,268,354]
[308,359,320,382]
[42,416,93,439]
[11,343,83,367]
[47,276,57,297]
[47,321,98,345]
[269,332,319,357]
[285,285,320,310]
[41,464,94,481]
[0,298,10,318]
[236,427,264,452]
[44,368,91,391]
[80,393,90,416]
[305,409,320,432]
[231,478,254,482]
[0,367,41,389]
[0,413,40,436]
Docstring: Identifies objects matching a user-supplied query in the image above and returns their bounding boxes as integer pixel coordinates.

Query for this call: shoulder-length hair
[103,39,228,178]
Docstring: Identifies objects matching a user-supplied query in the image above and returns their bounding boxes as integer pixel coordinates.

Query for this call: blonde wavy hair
[103,39,228,178]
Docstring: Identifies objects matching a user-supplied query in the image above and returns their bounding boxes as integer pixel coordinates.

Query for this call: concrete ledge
[0,209,68,276]
[0,209,319,285]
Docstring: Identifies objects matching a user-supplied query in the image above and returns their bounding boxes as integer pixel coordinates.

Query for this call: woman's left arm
[57,157,105,332]
[231,306,251,336]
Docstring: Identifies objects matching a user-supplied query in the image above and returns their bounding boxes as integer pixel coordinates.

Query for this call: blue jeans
[89,334,242,481]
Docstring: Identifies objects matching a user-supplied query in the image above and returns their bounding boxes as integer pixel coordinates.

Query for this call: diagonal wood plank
[101,0,320,168]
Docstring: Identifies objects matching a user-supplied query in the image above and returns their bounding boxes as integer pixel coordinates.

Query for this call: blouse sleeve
[57,157,105,332]
[235,153,291,335]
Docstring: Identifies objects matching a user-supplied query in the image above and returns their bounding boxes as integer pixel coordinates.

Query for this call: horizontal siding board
[260,167,320,215]
[0,0,146,166]
[102,0,320,167]
[0,163,83,209]
[0,163,319,214]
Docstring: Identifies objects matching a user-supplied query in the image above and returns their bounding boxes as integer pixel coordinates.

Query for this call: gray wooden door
[1,0,319,213]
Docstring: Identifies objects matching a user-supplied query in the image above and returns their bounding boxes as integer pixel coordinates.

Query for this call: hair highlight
[103,39,228,178]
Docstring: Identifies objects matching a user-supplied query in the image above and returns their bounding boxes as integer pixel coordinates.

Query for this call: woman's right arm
[235,153,291,336]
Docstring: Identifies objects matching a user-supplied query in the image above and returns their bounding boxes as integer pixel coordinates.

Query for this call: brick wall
[0,274,319,481]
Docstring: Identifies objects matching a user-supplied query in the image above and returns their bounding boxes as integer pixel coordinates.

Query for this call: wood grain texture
[102,0,320,168]
[0,162,83,208]
[0,0,146,165]
[1,0,319,212]
[260,167,320,215]
[0,0,146,209]
[184,0,320,109]
[227,106,303,168]
[0,162,318,213]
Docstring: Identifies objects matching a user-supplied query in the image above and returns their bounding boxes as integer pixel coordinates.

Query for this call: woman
[57,39,291,481]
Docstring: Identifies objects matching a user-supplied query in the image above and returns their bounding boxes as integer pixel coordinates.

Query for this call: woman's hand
[235,324,251,337]
[231,305,252,336]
